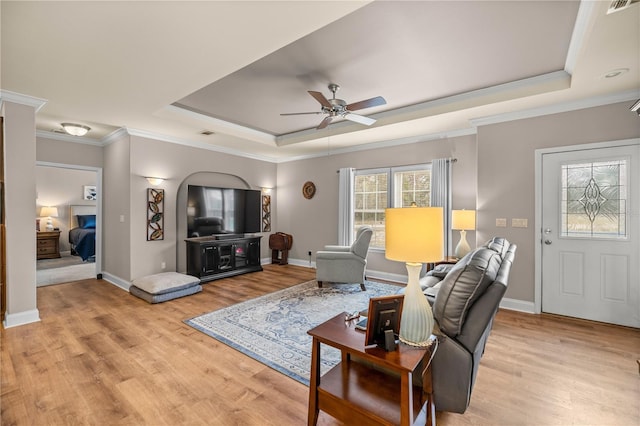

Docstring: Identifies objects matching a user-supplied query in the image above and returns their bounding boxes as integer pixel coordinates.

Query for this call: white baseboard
[3,308,41,328]
[499,297,535,313]
[101,272,131,292]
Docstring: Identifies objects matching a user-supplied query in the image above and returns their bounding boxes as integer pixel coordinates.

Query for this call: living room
[1,1,639,424]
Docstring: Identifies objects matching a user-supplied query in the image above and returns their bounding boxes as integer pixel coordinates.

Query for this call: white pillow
[131,272,200,295]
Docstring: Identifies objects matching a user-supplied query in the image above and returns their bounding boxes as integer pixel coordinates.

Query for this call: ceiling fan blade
[346,96,386,112]
[280,112,322,116]
[308,91,332,108]
[316,116,333,129]
[344,113,376,126]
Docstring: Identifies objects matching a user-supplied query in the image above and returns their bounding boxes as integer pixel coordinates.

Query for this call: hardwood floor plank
[1,265,638,425]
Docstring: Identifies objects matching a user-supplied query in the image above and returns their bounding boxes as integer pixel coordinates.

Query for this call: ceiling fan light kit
[281,83,386,130]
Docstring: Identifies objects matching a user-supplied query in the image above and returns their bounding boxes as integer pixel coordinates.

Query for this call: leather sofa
[421,237,516,413]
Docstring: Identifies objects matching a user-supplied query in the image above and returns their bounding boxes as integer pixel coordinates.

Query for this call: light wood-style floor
[1,264,638,425]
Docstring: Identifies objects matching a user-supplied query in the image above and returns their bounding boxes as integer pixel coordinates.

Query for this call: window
[354,165,431,248]
[561,158,628,239]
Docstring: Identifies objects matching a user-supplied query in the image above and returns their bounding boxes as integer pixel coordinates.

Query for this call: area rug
[184,279,402,385]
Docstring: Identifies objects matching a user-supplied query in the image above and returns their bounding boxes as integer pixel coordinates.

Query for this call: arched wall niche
[175,171,252,273]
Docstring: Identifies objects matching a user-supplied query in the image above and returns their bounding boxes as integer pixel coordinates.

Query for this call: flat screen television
[187,185,261,237]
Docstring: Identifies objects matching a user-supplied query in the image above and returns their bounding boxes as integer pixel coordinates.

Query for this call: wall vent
[607,0,639,14]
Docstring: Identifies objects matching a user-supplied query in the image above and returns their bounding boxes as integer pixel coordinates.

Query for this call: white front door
[541,142,640,328]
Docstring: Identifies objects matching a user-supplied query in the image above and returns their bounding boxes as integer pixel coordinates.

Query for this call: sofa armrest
[316,251,366,263]
[322,245,351,252]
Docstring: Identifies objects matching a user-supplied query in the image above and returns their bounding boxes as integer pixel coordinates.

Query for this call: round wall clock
[302,181,316,199]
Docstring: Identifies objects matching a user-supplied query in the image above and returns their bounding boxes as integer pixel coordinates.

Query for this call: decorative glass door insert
[560,158,628,239]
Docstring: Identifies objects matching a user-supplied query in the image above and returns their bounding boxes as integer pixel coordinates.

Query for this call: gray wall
[24,101,640,311]
[276,134,477,279]
[128,135,277,280]
[477,101,640,302]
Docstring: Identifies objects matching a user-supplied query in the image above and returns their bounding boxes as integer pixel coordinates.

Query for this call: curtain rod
[336,158,457,173]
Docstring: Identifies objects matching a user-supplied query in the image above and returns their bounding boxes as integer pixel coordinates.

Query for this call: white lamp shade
[452,209,476,230]
[385,207,444,264]
[39,206,59,218]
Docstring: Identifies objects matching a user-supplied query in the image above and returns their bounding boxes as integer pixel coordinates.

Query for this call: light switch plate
[512,218,528,228]
[496,218,507,227]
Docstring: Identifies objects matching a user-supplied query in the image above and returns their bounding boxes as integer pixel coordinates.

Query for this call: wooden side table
[307,313,437,426]
[36,230,61,260]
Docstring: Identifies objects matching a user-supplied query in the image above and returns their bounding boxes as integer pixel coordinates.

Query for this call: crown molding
[36,129,104,146]
[0,90,47,113]
[123,127,282,163]
[469,89,640,127]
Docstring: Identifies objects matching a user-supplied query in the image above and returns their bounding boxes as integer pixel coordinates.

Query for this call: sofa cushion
[433,248,503,338]
[131,272,200,295]
[483,237,511,258]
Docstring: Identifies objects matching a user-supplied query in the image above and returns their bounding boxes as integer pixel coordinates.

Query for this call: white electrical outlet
[161,262,166,269]
[119,215,125,223]
[496,218,507,227]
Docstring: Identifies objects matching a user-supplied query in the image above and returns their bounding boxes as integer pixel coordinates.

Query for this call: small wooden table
[307,313,437,426]
[36,230,61,260]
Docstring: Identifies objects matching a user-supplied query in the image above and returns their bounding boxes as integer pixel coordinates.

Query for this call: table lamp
[385,207,443,347]
[40,206,59,231]
[452,209,476,259]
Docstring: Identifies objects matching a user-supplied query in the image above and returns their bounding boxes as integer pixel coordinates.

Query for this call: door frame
[534,138,640,315]
[36,161,103,277]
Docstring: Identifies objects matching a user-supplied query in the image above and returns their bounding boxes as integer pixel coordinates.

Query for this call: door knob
[544,239,552,245]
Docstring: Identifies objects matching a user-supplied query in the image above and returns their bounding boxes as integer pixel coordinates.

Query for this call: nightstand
[37,230,61,260]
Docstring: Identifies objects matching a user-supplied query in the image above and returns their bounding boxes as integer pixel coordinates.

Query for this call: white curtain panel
[430,158,453,256]
[338,167,355,245]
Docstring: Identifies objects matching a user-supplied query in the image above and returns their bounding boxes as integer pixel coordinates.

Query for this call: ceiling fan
[281,83,386,130]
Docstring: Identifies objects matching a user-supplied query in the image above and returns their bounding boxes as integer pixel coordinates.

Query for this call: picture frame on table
[364,294,404,347]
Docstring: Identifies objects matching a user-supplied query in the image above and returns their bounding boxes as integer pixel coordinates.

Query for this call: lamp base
[454,229,471,259]
[46,218,54,232]
[399,262,434,347]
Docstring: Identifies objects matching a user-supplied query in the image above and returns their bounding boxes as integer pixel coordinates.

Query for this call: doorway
[536,140,639,327]
[36,162,102,286]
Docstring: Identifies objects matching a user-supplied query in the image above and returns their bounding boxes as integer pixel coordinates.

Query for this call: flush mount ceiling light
[61,123,91,136]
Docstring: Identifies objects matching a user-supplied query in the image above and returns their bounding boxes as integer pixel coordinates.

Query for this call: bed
[69,205,96,261]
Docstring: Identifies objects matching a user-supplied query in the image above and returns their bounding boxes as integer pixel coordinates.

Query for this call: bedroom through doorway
[35,162,101,287]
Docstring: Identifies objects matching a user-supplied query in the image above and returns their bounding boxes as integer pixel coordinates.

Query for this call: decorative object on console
[147,188,164,241]
[385,206,443,347]
[83,185,97,201]
[40,206,59,231]
[302,181,316,199]
[452,209,476,259]
[61,123,90,136]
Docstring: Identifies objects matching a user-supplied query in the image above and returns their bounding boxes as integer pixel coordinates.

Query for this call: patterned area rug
[184,279,402,385]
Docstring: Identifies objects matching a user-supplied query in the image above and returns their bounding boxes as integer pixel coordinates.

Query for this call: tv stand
[185,235,262,282]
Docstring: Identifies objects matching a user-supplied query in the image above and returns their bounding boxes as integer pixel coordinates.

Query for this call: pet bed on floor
[129,272,202,304]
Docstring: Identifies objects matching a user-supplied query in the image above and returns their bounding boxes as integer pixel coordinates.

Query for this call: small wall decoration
[262,194,271,232]
[83,185,97,201]
[147,188,164,241]
[302,181,316,199]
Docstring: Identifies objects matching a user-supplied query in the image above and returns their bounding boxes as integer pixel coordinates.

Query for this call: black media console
[185,235,262,282]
